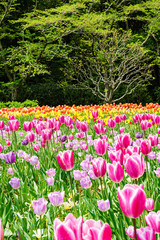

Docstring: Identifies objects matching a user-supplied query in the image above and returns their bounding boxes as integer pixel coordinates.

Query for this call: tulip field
[0,103,160,240]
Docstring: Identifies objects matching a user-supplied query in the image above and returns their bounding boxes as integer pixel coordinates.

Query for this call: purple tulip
[4,151,16,164]
[9,177,20,189]
[32,198,47,216]
[48,191,64,206]
[46,177,54,185]
[21,139,29,145]
[80,176,92,189]
[97,199,110,212]
[46,168,56,177]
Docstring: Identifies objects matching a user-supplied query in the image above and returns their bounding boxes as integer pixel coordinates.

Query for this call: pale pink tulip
[145,198,154,211]
[145,211,160,233]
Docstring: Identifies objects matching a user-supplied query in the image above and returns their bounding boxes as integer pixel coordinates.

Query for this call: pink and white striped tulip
[0,219,3,240]
[92,110,98,119]
[124,153,145,179]
[108,149,123,165]
[137,227,156,240]
[107,161,124,183]
[9,120,19,131]
[107,118,116,129]
[26,131,35,143]
[0,121,4,130]
[23,121,32,131]
[94,123,106,135]
[53,213,83,240]
[117,184,146,218]
[57,150,74,171]
[92,157,107,178]
[145,198,154,211]
[145,211,160,233]
[94,139,108,156]
[83,219,112,240]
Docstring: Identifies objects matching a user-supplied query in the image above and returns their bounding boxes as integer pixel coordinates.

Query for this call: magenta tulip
[54,213,83,240]
[94,123,106,135]
[23,121,32,131]
[148,134,158,147]
[92,110,98,119]
[115,115,121,124]
[145,211,160,233]
[92,157,107,178]
[0,121,4,130]
[124,153,145,179]
[117,184,146,218]
[80,121,89,132]
[141,120,148,131]
[107,161,124,183]
[116,133,131,149]
[26,131,35,143]
[83,219,112,240]
[94,139,108,156]
[9,120,19,131]
[108,149,123,165]
[57,150,74,171]
[107,118,116,128]
[140,139,151,155]
[41,129,52,141]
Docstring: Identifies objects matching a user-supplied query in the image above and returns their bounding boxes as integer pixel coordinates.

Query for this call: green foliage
[0,99,38,109]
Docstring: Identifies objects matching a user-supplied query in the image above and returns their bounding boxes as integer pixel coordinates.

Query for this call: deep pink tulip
[92,110,98,119]
[97,119,105,125]
[107,118,116,128]
[41,129,52,141]
[0,219,3,240]
[108,149,123,165]
[57,150,74,171]
[53,213,83,240]
[9,115,15,120]
[83,219,112,240]
[117,184,146,218]
[35,123,44,135]
[23,121,32,131]
[140,139,152,155]
[0,145,3,153]
[145,211,160,233]
[64,116,72,127]
[145,198,154,211]
[94,139,108,156]
[115,115,121,124]
[117,133,131,149]
[58,115,65,124]
[121,114,127,121]
[8,120,19,131]
[119,127,125,133]
[141,120,148,131]
[53,121,61,131]
[125,146,140,155]
[148,134,158,147]
[0,121,4,130]
[92,157,107,178]
[80,121,89,132]
[124,153,145,179]
[94,123,106,135]
[76,120,81,130]
[157,128,160,134]
[26,131,35,143]
[133,115,139,123]
[41,136,46,148]
[107,161,124,183]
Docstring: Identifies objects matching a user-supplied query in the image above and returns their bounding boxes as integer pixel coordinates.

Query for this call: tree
[68,33,152,103]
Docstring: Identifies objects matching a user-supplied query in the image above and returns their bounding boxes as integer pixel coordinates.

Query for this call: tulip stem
[145,155,151,196]
[69,171,74,204]
[132,219,137,240]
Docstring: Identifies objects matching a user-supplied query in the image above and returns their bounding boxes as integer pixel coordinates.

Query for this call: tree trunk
[104,84,113,104]
[11,88,18,101]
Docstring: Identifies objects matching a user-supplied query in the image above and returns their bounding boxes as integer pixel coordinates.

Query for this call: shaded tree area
[0,0,159,106]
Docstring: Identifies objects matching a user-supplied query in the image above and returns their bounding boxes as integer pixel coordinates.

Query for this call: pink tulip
[53,213,83,240]
[92,157,107,178]
[125,146,140,155]
[41,129,52,141]
[94,139,108,156]
[8,120,19,131]
[64,116,72,127]
[9,115,15,120]
[23,121,32,131]
[140,139,151,155]
[125,226,156,240]
[80,121,89,132]
[83,219,112,240]
[97,119,105,125]
[76,120,81,130]
[137,227,156,240]
[145,198,154,211]
[0,145,3,153]
[124,153,145,179]
[58,115,65,124]
[107,161,124,183]
[92,110,98,119]
[117,184,146,218]
[157,128,160,134]
[108,149,123,165]
[26,131,35,143]
[119,127,125,133]
[121,114,127,121]
[0,219,3,240]
[94,123,106,135]
[107,119,116,128]
[116,133,131,149]
[0,121,4,130]
[141,120,148,131]
[148,134,158,147]
[115,115,121,124]
[53,121,61,131]
[57,150,74,171]
[145,211,160,233]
